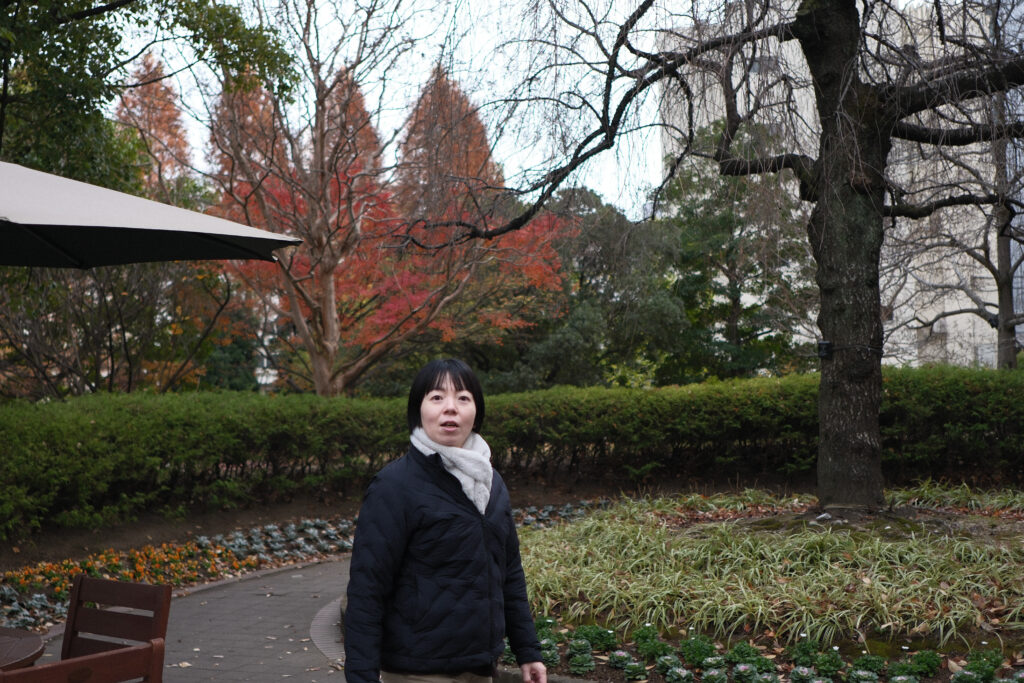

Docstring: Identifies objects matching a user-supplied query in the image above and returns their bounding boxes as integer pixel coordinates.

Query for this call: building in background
[657,0,1024,367]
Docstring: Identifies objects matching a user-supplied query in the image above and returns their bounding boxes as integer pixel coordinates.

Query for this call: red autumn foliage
[209,68,573,395]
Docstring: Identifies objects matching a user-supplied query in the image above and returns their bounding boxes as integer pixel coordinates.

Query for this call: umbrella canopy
[0,161,300,268]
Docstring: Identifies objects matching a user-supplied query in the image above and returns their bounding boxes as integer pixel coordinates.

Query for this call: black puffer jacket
[344,445,542,683]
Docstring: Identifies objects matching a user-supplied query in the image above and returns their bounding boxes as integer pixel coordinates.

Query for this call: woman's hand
[521,661,547,683]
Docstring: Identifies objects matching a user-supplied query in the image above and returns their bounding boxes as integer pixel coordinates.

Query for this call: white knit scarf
[411,427,493,514]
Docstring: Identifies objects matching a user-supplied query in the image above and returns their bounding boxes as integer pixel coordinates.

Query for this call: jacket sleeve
[502,517,543,665]
[344,473,410,683]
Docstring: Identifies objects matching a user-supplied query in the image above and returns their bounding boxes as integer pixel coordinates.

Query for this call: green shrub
[678,635,716,667]
[814,650,845,678]
[665,667,695,683]
[703,668,728,683]
[573,624,617,651]
[788,640,821,668]
[847,670,879,683]
[608,650,632,669]
[726,642,762,664]
[655,655,682,674]
[887,662,918,678]
[539,639,560,668]
[3,366,1023,540]
[850,655,886,675]
[910,651,942,678]
[966,649,1006,682]
[733,662,761,683]
[790,665,818,683]
[568,653,596,675]
[624,660,648,680]
[888,675,920,683]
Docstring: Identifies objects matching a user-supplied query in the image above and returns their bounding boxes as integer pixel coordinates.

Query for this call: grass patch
[887,480,1024,515]
[520,488,1024,648]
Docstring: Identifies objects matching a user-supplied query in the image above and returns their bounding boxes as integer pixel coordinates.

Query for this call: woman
[344,358,547,683]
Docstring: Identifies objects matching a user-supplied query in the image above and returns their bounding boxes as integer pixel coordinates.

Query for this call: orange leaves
[209,63,574,393]
[115,53,192,194]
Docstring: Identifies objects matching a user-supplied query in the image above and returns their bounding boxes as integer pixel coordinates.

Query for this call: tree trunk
[794,0,887,508]
[996,214,1018,369]
[990,95,1018,370]
[809,191,887,508]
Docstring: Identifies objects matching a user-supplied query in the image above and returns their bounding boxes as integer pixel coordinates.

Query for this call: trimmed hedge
[0,366,1021,539]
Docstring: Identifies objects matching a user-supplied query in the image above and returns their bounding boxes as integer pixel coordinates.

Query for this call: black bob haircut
[407,358,485,434]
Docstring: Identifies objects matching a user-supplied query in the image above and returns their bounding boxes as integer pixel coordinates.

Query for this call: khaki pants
[381,672,492,683]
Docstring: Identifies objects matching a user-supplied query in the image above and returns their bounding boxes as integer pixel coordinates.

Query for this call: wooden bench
[62,575,171,659]
[0,637,164,682]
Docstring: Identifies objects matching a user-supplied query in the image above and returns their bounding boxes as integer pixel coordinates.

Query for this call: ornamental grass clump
[518,488,1024,647]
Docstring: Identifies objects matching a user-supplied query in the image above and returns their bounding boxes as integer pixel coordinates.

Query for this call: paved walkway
[41,556,352,681]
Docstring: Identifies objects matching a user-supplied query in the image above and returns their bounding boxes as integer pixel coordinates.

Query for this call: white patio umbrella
[0,161,299,267]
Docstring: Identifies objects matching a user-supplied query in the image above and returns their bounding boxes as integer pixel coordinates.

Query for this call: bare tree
[881,1,1024,369]
[412,0,1024,508]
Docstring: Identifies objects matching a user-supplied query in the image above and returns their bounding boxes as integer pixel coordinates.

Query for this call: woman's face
[420,376,477,448]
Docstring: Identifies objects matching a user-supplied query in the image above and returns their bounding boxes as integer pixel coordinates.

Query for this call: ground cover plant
[516,484,1024,682]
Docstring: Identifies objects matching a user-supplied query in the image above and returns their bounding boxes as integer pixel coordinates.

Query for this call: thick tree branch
[63,0,139,23]
[891,54,1024,117]
[894,119,1024,145]
[884,192,1000,218]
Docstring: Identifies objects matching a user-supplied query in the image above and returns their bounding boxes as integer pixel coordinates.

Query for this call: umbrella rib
[7,221,90,269]
[193,233,283,261]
